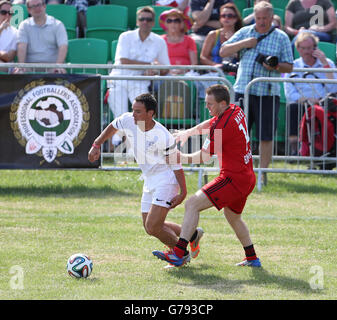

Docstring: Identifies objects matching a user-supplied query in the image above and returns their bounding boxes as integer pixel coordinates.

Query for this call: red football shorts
[201,175,250,214]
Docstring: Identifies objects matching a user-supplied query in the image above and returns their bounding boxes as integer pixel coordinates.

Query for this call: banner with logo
[0,74,101,168]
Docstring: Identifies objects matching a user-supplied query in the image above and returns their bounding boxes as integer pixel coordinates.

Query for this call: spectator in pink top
[159,8,197,74]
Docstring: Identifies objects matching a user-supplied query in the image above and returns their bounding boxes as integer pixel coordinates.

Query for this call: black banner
[0,74,101,168]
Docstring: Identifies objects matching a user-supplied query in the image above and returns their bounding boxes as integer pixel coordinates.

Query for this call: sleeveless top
[211,29,222,63]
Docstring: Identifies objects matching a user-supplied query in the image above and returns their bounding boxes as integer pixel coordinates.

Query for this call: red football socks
[244,244,257,261]
[174,238,189,258]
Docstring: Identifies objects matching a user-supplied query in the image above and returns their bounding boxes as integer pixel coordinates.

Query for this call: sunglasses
[220,13,236,19]
[138,17,153,22]
[0,10,13,16]
[166,18,182,24]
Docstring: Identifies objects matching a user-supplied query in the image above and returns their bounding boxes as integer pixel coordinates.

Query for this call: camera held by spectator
[255,54,278,68]
[221,60,239,73]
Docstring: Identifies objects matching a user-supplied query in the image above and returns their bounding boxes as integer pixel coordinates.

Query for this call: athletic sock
[174,238,189,258]
[244,244,257,261]
[189,230,198,243]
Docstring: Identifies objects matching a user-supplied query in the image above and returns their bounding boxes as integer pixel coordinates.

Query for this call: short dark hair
[206,84,230,104]
[26,0,45,7]
[137,6,155,19]
[134,93,157,115]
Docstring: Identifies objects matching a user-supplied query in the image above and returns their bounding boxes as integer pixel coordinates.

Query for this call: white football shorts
[141,183,180,213]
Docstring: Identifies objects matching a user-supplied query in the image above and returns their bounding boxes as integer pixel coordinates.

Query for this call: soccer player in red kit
[153,84,261,267]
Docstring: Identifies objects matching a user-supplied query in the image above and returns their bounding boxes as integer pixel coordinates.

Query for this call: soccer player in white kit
[88,93,194,263]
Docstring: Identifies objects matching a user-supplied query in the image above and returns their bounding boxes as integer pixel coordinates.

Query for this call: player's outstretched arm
[88,123,118,163]
[166,148,211,166]
[173,119,212,146]
[179,149,211,165]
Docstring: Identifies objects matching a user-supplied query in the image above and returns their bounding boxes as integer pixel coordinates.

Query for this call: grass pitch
[0,169,336,300]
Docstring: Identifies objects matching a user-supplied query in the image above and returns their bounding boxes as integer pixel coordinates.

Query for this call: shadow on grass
[168,264,322,296]
[0,185,137,198]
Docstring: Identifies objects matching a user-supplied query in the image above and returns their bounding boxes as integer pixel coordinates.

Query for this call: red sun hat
[159,8,193,33]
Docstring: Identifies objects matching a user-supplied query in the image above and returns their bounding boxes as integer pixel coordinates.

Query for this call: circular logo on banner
[10,79,90,163]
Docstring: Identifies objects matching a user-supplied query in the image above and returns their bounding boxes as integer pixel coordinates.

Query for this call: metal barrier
[2,63,232,189]
[244,74,337,190]
[3,63,336,191]
[100,74,234,177]
[3,62,231,127]
[3,62,226,76]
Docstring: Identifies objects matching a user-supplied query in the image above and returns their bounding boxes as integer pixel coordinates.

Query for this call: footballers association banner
[0,74,101,168]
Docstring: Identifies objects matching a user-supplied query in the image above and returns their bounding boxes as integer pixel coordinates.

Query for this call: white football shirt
[111,113,182,190]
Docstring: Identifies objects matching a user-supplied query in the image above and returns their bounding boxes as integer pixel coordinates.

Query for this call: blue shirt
[284,57,337,103]
[224,24,293,96]
[211,31,222,63]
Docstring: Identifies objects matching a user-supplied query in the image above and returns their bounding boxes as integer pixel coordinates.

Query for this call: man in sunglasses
[0,0,17,71]
[15,0,68,74]
[107,6,170,150]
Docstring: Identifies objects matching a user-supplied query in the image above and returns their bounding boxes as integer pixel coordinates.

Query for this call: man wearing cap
[107,6,171,149]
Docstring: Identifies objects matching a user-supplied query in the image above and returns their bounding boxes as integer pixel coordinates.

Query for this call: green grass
[0,170,336,300]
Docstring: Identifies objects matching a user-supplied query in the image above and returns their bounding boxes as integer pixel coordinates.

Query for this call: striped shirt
[224,24,293,96]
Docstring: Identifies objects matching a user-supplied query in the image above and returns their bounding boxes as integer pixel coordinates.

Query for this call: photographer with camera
[220,1,293,185]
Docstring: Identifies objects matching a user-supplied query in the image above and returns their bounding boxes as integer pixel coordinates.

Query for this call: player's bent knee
[143,224,152,236]
[185,193,206,212]
[224,207,242,224]
[184,197,197,212]
[144,221,161,237]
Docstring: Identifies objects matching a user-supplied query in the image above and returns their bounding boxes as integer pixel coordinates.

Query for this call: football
[67,253,93,278]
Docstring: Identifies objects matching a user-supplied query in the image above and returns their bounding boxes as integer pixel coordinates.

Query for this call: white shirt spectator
[0,25,17,61]
[284,57,337,103]
[108,29,170,147]
[111,29,170,76]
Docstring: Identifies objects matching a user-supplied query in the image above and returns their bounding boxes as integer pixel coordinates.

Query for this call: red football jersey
[202,104,255,194]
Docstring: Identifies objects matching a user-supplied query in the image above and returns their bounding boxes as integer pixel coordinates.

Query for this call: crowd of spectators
[1,0,337,177]
[3,0,337,75]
